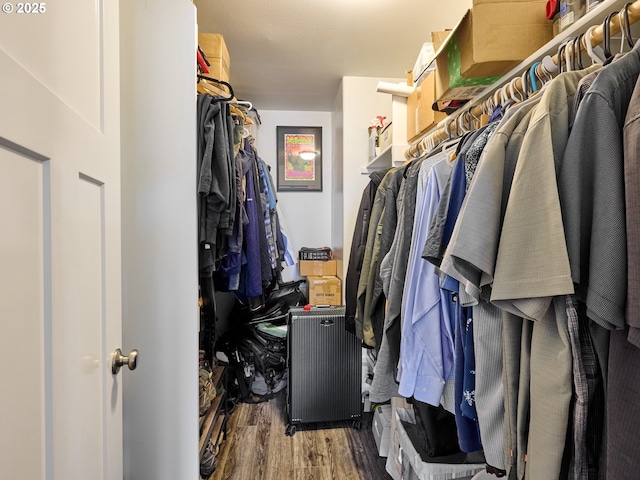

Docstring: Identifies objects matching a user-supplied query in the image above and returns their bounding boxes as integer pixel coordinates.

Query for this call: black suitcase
[285,306,362,436]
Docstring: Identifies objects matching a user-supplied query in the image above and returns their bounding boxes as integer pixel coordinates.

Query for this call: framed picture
[276,126,322,192]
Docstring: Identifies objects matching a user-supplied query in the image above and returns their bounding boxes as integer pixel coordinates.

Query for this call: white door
[0,0,124,479]
[0,1,198,479]
[119,0,200,479]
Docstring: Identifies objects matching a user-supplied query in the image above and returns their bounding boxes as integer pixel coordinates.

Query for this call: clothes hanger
[457,112,466,136]
[468,106,481,129]
[493,89,502,109]
[236,100,254,110]
[602,11,618,61]
[520,69,530,98]
[509,77,524,103]
[529,61,541,93]
[583,25,606,64]
[440,118,460,160]
[444,116,453,140]
[572,36,584,70]
[565,40,573,72]
[197,74,235,101]
[535,63,548,88]
[619,3,635,51]
[500,84,510,106]
[557,44,567,73]
[541,53,558,77]
[482,95,493,116]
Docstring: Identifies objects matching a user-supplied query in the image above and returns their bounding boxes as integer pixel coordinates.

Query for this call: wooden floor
[209,391,391,480]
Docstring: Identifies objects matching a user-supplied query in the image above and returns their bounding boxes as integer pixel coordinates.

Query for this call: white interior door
[119,1,199,479]
[0,1,123,479]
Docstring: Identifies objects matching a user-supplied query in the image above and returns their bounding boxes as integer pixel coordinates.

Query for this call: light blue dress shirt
[398,155,454,405]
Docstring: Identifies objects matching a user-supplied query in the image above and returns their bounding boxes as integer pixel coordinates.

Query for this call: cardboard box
[431,30,451,52]
[373,404,392,457]
[377,122,393,152]
[433,3,552,102]
[299,259,337,277]
[307,276,341,306]
[407,72,448,142]
[198,33,230,82]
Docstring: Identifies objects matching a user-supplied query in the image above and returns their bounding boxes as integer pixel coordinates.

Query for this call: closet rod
[406,0,640,159]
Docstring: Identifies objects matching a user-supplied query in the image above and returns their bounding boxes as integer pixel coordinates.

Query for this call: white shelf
[361,144,409,174]
[361,93,408,174]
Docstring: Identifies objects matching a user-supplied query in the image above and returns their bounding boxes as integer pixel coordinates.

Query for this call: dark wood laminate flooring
[208,391,391,480]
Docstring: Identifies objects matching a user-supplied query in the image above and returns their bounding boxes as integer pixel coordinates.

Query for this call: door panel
[0,146,48,480]
[0,0,121,478]
[53,174,106,479]
[1,0,103,129]
[1,0,197,478]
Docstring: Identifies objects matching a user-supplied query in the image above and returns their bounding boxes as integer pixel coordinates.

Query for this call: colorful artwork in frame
[276,126,322,191]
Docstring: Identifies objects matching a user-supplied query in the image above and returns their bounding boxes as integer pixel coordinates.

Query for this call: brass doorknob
[111,348,139,374]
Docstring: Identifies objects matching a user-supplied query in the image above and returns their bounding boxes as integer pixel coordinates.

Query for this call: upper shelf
[361,144,409,174]
[410,0,637,150]
[361,95,409,174]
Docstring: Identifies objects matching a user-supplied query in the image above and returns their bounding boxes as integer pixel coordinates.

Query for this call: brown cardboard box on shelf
[307,276,342,306]
[377,122,393,152]
[198,33,230,83]
[433,3,552,103]
[407,71,448,142]
[431,30,451,52]
[299,259,337,277]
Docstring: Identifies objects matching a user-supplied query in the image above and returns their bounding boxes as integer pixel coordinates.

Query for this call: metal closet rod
[407,0,640,159]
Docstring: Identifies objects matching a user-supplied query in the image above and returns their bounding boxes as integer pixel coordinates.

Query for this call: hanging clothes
[355,167,398,346]
[197,92,290,310]
[345,167,391,335]
[197,93,236,275]
[561,44,640,480]
[369,167,406,348]
[398,156,454,406]
[349,40,640,479]
[369,149,447,403]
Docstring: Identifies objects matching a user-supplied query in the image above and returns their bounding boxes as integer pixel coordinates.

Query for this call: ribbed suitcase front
[287,306,362,432]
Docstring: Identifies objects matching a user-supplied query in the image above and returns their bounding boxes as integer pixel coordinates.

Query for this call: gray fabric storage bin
[386,407,485,480]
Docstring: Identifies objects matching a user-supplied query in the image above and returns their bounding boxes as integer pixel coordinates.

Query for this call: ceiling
[195,0,472,111]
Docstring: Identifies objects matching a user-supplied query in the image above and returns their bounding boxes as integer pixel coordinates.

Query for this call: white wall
[339,76,403,282]
[254,110,333,282]
[331,82,344,277]
[255,78,403,287]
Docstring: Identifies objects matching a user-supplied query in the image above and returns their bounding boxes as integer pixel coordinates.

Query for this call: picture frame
[276,126,322,192]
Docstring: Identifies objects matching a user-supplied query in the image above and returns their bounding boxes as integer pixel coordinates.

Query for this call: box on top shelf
[377,122,393,153]
[407,71,448,142]
[198,33,230,83]
[433,3,552,103]
[299,259,337,277]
